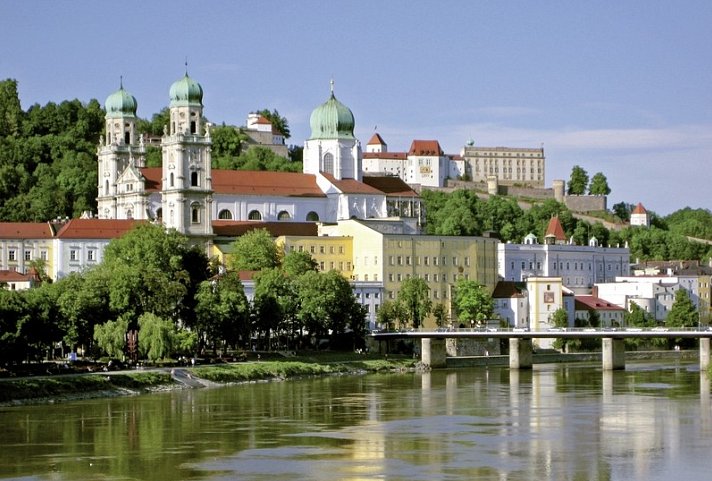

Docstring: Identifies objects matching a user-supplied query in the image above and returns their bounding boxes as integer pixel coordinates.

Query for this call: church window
[104,180,109,195]
[248,210,262,221]
[191,172,199,187]
[126,209,133,219]
[278,210,291,220]
[322,153,334,175]
[190,121,196,134]
[191,203,201,223]
[124,131,130,144]
[156,208,162,221]
[218,209,232,220]
[306,211,319,221]
[170,173,175,187]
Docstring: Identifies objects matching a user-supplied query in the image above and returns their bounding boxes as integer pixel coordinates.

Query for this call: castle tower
[97,80,146,219]
[303,80,362,181]
[160,69,213,243]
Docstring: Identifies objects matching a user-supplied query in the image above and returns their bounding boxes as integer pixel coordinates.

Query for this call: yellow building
[277,235,354,278]
[320,219,499,328]
[0,222,55,280]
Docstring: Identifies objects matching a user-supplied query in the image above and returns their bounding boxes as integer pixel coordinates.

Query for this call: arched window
[191,171,199,187]
[170,173,175,187]
[306,211,319,221]
[190,121,196,134]
[278,210,291,220]
[248,210,262,221]
[191,203,201,223]
[104,180,109,195]
[124,131,130,144]
[218,209,233,220]
[156,208,162,221]
[126,209,133,219]
[322,153,334,175]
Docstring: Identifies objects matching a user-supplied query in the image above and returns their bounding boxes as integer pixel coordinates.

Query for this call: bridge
[370,327,712,371]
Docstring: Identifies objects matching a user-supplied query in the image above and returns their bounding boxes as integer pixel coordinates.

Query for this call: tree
[257,108,290,139]
[567,165,589,195]
[282,250,318,277]
[210,125,247,164]
[397,277,432,328]
[550,307,571,351]
[432,303,449,328]
[612,202,632,222]
[229,228,279,271]
[93,316,130,359]
[588,172,611,195]
[194,272,250,353]
[253,268,297,349]
[138,312,178,362]
[376,300,407,330]
[0,79,23,137]
[453,279,494,327]
[666,289,698,329]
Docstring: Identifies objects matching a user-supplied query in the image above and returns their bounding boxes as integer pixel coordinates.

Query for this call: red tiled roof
[212,170,326,197]
[255,115,272,125]
[0,222,54,239]
[409,140,443,156]
[545,216,566,241]
[492,281,527,298]
[320,173,384,195]
[575,295,624,311]
[140,167,162,192]
[0,270,36,283]
[55,219,142,239]
[632,202,647,214]
[367,133,387,145]
[212,221,318,238]
[363,152,407,160]
[362,176,419,197]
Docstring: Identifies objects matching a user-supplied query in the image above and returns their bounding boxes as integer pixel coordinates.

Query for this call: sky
[2,0,711,216]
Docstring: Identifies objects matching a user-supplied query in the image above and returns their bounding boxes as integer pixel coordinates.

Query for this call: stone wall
[564,195,607,212]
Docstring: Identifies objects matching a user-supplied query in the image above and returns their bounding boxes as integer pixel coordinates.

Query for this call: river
[0,360,710,480]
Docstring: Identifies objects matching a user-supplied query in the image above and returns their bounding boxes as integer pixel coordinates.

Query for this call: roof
[575,295,624,311]
[362,176,419,197]
[320,173,384,195]
[363,152,407,160]
[140,168,162,192]
[0,222,54,239]
[632,202,647,214]
[545,216,567,242]
[212,170,326,197]
[492,281,527,299]
[409,140,443,156]
[55,219,142,239]
[212,221,318,238]
[367,133,387,146]
[255,115,272,125]
[0,270,37,283]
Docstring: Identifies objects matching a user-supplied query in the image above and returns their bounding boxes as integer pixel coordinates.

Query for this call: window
[388,273,394,282]
[8,250,16,261]
[70,249,78,262]
[248,210,262,221]
[169,173,174,187]
[24,250,31,261]
[397,256,403,265]
[190,172,199,187]
[306,211,319,221]
[126,183,133,192]
[322,153,334,175]
[320,246,325,254]
[465,256,470,267]
[339,246,344,254]
[191,204,200,223]
[40,250,48,261]
[310,246,316,254]
[319,261,325,271]
[88,250,95,261]
[278,210,291,220]
[425,257,430,266]
[218,209,232,220]
[329,246,334,254]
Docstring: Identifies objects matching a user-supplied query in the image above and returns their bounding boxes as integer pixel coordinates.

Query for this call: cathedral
[96,72,422,247]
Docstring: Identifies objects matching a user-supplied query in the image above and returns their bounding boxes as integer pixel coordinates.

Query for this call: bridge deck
[371,328,712,340]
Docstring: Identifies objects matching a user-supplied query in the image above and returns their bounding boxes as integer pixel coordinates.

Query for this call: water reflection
[0,362,711,481]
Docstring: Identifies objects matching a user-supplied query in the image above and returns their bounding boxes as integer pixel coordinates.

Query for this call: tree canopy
[568,165,589,195]
[453,279,494,326]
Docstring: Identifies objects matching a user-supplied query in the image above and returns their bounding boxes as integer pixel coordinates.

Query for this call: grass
[0,353,416,404]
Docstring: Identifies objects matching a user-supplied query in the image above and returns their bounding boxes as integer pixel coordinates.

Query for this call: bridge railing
[371,326,712,335]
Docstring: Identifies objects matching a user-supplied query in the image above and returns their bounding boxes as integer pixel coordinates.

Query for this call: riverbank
[0,354,418,406]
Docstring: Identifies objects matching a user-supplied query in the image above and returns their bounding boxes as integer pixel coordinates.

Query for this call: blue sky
[2,1,711,216]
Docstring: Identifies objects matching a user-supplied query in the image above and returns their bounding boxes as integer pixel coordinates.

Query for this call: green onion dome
[309,82,355,140]
[104,82,137,118]
[169,73,203,107]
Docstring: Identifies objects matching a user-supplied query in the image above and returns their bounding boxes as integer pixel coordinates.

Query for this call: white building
[460,141,545,187]
[498,217,630,293]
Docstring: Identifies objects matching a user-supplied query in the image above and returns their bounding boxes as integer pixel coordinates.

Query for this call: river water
[1,361,711,481]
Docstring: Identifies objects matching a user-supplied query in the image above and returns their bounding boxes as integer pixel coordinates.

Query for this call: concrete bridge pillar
[509,338,533,369]
[602,338,625,370]
[700,338,710,371]
[421,338,447,368]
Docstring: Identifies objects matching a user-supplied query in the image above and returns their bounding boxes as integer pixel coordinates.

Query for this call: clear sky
[2,0,711,216]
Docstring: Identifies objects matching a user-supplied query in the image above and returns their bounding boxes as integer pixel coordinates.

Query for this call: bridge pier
[509,338,533,369]
[602,338,626,370]
[701,338,710,371]
[421,338,447,368]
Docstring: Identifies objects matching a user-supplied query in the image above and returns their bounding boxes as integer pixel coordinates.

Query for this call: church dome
[104,83,137,118]
[309,82,355,140]
[169,73,203,107]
